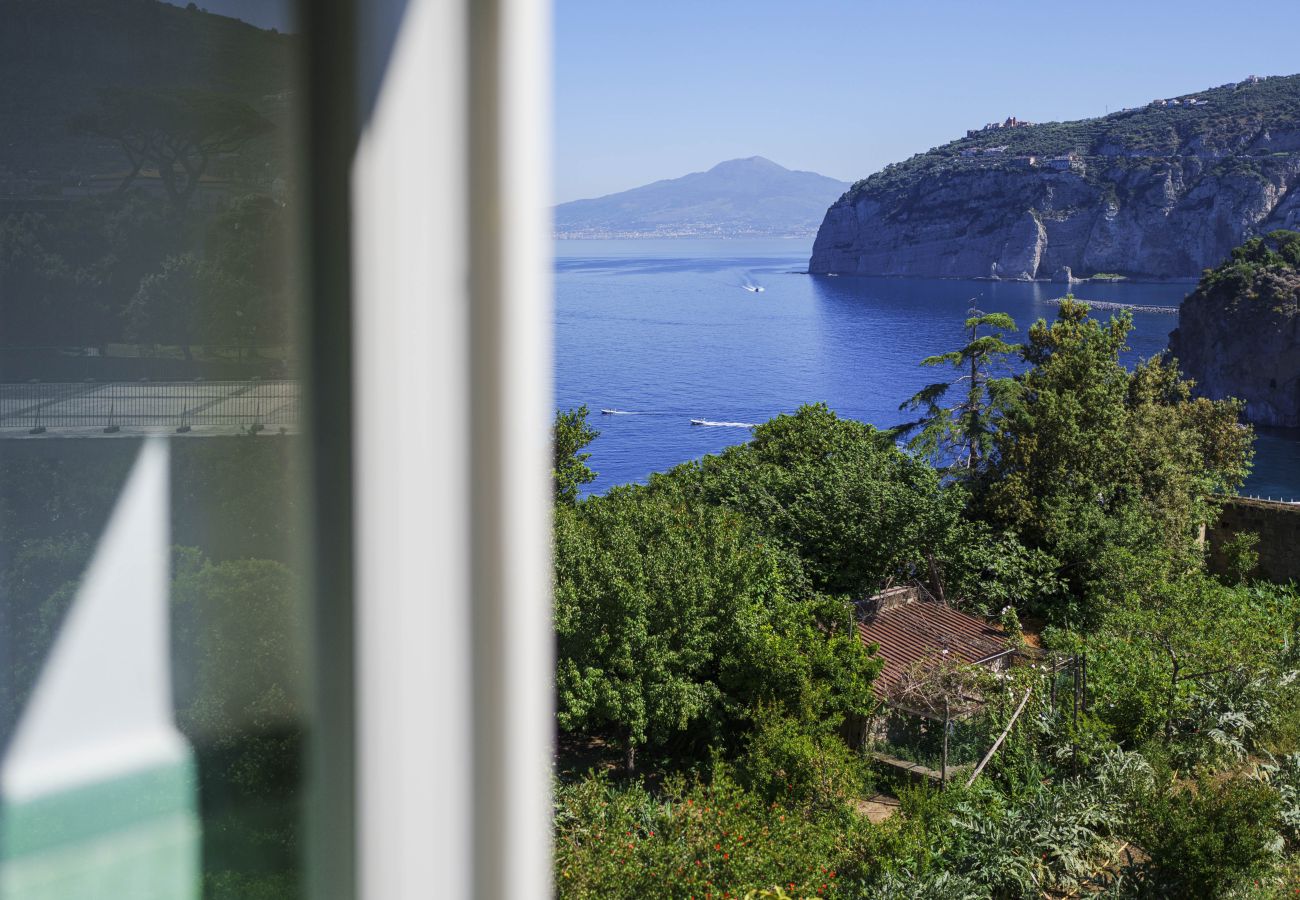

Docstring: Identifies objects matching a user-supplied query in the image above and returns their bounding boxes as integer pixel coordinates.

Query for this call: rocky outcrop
[1168,231,1300,426]
[811,74,1300,280]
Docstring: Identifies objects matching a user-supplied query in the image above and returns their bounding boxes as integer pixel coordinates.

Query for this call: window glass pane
[1,2,308,897]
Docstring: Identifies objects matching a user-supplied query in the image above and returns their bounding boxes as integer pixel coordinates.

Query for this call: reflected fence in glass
[0,381,300,434]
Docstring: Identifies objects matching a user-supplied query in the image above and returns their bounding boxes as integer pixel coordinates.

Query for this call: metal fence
[0,380,299,432]
[1236,493,1300,506]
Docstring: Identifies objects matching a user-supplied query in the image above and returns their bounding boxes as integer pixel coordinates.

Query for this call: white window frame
[301,2,553,898]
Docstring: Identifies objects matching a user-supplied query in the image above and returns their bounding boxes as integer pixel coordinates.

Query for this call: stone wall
[1207,497,1300,583]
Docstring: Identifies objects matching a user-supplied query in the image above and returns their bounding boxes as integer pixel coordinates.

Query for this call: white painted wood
[351,1,471,897]
[351,0,552,897]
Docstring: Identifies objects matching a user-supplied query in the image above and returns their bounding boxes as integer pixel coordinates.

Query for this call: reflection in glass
[1,1,306,896]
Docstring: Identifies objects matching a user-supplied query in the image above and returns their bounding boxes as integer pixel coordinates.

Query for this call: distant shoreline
[554,232,820,240]
[805,272,1200,286]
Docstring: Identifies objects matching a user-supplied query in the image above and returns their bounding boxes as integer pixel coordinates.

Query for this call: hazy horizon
[556,0,1300,203]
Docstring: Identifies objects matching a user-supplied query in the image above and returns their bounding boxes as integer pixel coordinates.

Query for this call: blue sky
[555,0,1300,202]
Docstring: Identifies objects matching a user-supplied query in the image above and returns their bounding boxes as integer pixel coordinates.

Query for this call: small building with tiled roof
[856,586,1013,706]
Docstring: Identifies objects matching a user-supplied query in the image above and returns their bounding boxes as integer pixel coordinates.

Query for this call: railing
[0,380,299,433]
[1229,493,1300,507]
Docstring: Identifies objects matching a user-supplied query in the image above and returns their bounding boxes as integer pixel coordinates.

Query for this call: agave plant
[945,781,1120,898]
[1171,670,1277,768]
[873,869,985,900]
[1256,751,1300,848]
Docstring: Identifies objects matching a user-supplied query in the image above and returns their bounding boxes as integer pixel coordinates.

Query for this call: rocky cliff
[810,75,1300,280]
[1169,231,1300,426]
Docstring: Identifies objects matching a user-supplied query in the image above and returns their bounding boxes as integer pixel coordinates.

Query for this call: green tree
[982,300,1252,618]
[1086,575,1295,750]
[554,481,876,772]
[1219,531,1260,585]
[899,308,1020,476]
[553,405,599,504]
[687,403,961,598]
[73,87,273,212]
[200,194,293,353]
[124,253,212,356]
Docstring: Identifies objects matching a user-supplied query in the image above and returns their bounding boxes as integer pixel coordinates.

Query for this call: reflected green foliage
[172,554,304,890]
[72,87,272,212]
[0,191,293,364]
[125,196,293,358]
[0,196,183,348]
[0,439,304,899]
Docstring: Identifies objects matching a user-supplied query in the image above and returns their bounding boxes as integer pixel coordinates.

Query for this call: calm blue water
[555,239,1300,499]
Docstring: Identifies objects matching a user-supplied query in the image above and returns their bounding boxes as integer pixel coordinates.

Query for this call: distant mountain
[554,157,850,238]
[811,73,1300,280]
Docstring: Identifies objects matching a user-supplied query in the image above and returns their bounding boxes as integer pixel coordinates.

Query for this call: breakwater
[1048,297,1179,315]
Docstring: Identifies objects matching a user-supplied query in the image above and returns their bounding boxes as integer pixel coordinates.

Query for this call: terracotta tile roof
[857,600,1009,698]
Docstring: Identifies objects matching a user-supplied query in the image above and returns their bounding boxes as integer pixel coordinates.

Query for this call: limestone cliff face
[1168,232,1300,426]
[811,75,1300,280]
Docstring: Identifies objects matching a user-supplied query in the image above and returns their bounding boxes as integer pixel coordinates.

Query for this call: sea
[555,238,1300,500]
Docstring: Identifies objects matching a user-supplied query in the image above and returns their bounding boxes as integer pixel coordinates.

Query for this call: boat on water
[690,419,758,428]
[743,285,764,293]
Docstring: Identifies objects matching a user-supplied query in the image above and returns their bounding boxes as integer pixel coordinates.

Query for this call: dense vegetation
[0,191,294,358]
[848,73,1300,198]
[1183,229,1300,309]
[552,299,1300,898]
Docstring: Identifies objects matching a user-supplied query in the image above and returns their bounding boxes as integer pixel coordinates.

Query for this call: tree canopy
[554,479,877,771]
[899,308,1020,476]
[73,87,272,212]
[981,299,1251,619]
[686,403,961,598]
[553,405,599,504]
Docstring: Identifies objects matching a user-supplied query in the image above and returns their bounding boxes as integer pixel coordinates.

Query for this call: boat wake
[690,419,758,428]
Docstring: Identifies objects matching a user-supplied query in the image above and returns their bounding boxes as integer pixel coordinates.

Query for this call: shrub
[1128,773,1282,897]
[739,707,872,810]
[553,768,875,899]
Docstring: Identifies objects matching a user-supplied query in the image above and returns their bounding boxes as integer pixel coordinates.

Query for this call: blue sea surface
[555,238,1300,499]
